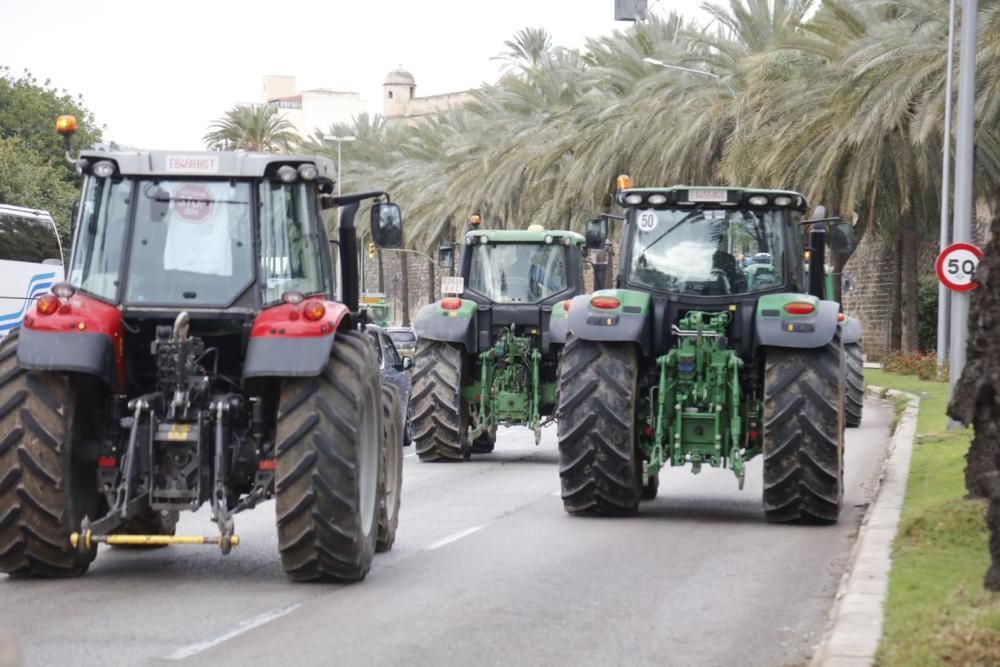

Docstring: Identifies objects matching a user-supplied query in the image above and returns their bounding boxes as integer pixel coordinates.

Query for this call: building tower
[383,67,415,119]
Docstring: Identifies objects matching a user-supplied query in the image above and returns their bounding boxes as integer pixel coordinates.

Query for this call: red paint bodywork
[22,292,125,387]
[250,300,349,338]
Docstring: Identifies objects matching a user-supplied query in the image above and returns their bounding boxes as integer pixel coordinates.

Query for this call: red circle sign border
[935,242,983,292]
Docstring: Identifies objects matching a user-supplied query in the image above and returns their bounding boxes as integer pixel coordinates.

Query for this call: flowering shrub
[882,351,948,381]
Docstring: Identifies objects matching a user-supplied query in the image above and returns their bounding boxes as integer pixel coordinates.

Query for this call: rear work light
[590,296,621,310]
[783,302,815,315]
[441,297,462,310]
[302,301,326,321]
[36,294,60,315]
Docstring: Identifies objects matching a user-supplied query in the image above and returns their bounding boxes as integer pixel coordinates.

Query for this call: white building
[262,75,367,140]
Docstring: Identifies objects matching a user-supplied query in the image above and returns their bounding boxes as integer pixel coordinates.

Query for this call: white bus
[0,203,65,337]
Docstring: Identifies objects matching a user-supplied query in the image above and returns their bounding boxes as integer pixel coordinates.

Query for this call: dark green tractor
[411,227,587,461]
[553,183,860,522]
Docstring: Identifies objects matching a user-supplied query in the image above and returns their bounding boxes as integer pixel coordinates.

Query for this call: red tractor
[0,118,405,582]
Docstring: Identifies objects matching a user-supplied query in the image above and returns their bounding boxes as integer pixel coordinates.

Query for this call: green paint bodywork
[585,288,651,314]
[463,326,555,444]
[431,298,477,318]
[551,300,569,319]
[466,229,585,245]
[756,293,820,317]
[639,311,762,484]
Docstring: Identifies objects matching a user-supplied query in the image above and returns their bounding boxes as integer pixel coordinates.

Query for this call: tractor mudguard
[16,328,117,388]
[243,301,349,379]
[549,300,569,344]
[16,291,124,388]
[755,294,841,349]
[413,300,477,353]
[840,314,863,345]
[565,289,650,348]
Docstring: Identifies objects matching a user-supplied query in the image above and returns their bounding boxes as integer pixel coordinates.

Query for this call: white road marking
[164,603,302,661]
[426,524,488,551]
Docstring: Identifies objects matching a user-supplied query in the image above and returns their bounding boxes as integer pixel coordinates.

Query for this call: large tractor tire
[844,341,864,428]
[411,340,469,462]
[0,332,101,577]
[275,330,383,582]
[762,333,845,524]
[377,383,404,553]
[556,338,641,515]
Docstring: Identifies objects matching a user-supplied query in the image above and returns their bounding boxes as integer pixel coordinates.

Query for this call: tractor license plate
[441,276,464,295]
[687,189,728,203]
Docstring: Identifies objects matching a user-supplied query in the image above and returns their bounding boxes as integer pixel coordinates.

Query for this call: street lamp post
[330,135,356,195]
[643,57,739,134]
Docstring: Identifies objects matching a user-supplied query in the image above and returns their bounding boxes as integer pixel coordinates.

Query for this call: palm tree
[204,104,299,152]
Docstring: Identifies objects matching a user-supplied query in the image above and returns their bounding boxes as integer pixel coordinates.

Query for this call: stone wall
[360,250,437,326]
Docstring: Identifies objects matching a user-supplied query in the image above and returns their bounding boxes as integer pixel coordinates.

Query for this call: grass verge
[866,369,1000,666]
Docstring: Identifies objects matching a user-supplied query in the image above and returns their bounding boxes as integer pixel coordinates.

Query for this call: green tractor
[360,292,392,327]
[553,182,860,522]
[411,225,587,461]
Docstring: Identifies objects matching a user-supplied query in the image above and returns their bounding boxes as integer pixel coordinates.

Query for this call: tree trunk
[376,249,385,293]
[891,235,903,352]
[400,252,410,327]
[428,260,436,304]
[900,212,920,351]
[947,183,1000,591]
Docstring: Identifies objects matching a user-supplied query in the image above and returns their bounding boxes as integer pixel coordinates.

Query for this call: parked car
[367,324,413,445]
[386,326,417,359]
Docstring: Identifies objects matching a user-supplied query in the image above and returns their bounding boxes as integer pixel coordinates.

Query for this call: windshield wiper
[638,205,707,256]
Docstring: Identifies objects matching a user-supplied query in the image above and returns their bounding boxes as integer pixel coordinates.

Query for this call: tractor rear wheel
[377,383,404,553]
[411,340,469,462]
[556,338,641,515]
[762,334,845,524]
[844,341,864,428]
[275,330,382,582]
[0,332,101,577]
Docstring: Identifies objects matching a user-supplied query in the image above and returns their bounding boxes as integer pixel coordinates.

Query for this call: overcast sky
[1,1,711,150]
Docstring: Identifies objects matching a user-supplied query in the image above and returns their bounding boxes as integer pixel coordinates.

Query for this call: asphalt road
[0,398,889,667]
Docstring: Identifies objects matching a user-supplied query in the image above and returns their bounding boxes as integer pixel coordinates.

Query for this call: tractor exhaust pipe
[172,311,190,342]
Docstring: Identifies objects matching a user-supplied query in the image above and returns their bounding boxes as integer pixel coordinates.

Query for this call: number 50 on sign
[935,242,983,292]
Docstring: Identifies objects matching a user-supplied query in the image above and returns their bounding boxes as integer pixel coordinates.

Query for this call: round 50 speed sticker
[935,242,983,292]
[636,210,658,232]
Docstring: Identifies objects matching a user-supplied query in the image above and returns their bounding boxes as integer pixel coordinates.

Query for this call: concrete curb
[809,385,920,667]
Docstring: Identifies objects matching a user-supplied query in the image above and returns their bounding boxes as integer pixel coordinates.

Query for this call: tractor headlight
[647,194,667,205]
[624,193,644,205]
[773,196,792,206]
[298,164,319,180]
[748,195,768,206]
[544,235,554,245]
[478,236,489,244]
[92,160,116,178]
[277,165,298,183]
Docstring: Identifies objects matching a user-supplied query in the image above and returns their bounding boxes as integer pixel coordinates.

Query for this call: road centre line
[426,524,488,551]
[164,603,302,661]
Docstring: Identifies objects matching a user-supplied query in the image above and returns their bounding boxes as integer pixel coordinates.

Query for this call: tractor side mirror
[585,217,607,250]
[828,220,855,255]
[370,202,403,249]
[401,356,413,370]
[437,245,454,269]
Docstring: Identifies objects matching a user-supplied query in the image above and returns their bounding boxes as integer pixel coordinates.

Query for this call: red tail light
[98,456,117,469]
[441,297,462,310]
[302,301,326,321]
[258,459,277,471]
[36,294,59,315]
[783,302,815,316]
[590,296,621,310]
[837,312,846,323]
[562,300,571,312]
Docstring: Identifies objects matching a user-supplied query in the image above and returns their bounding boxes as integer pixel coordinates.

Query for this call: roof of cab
[78,149,336,179]
[464,229,585,244]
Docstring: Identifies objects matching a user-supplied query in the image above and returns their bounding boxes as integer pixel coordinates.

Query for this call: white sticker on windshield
[636,210,658,232]
[441,276,464,295]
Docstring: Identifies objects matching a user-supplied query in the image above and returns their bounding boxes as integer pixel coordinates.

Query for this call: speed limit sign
[935,242,983,292]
